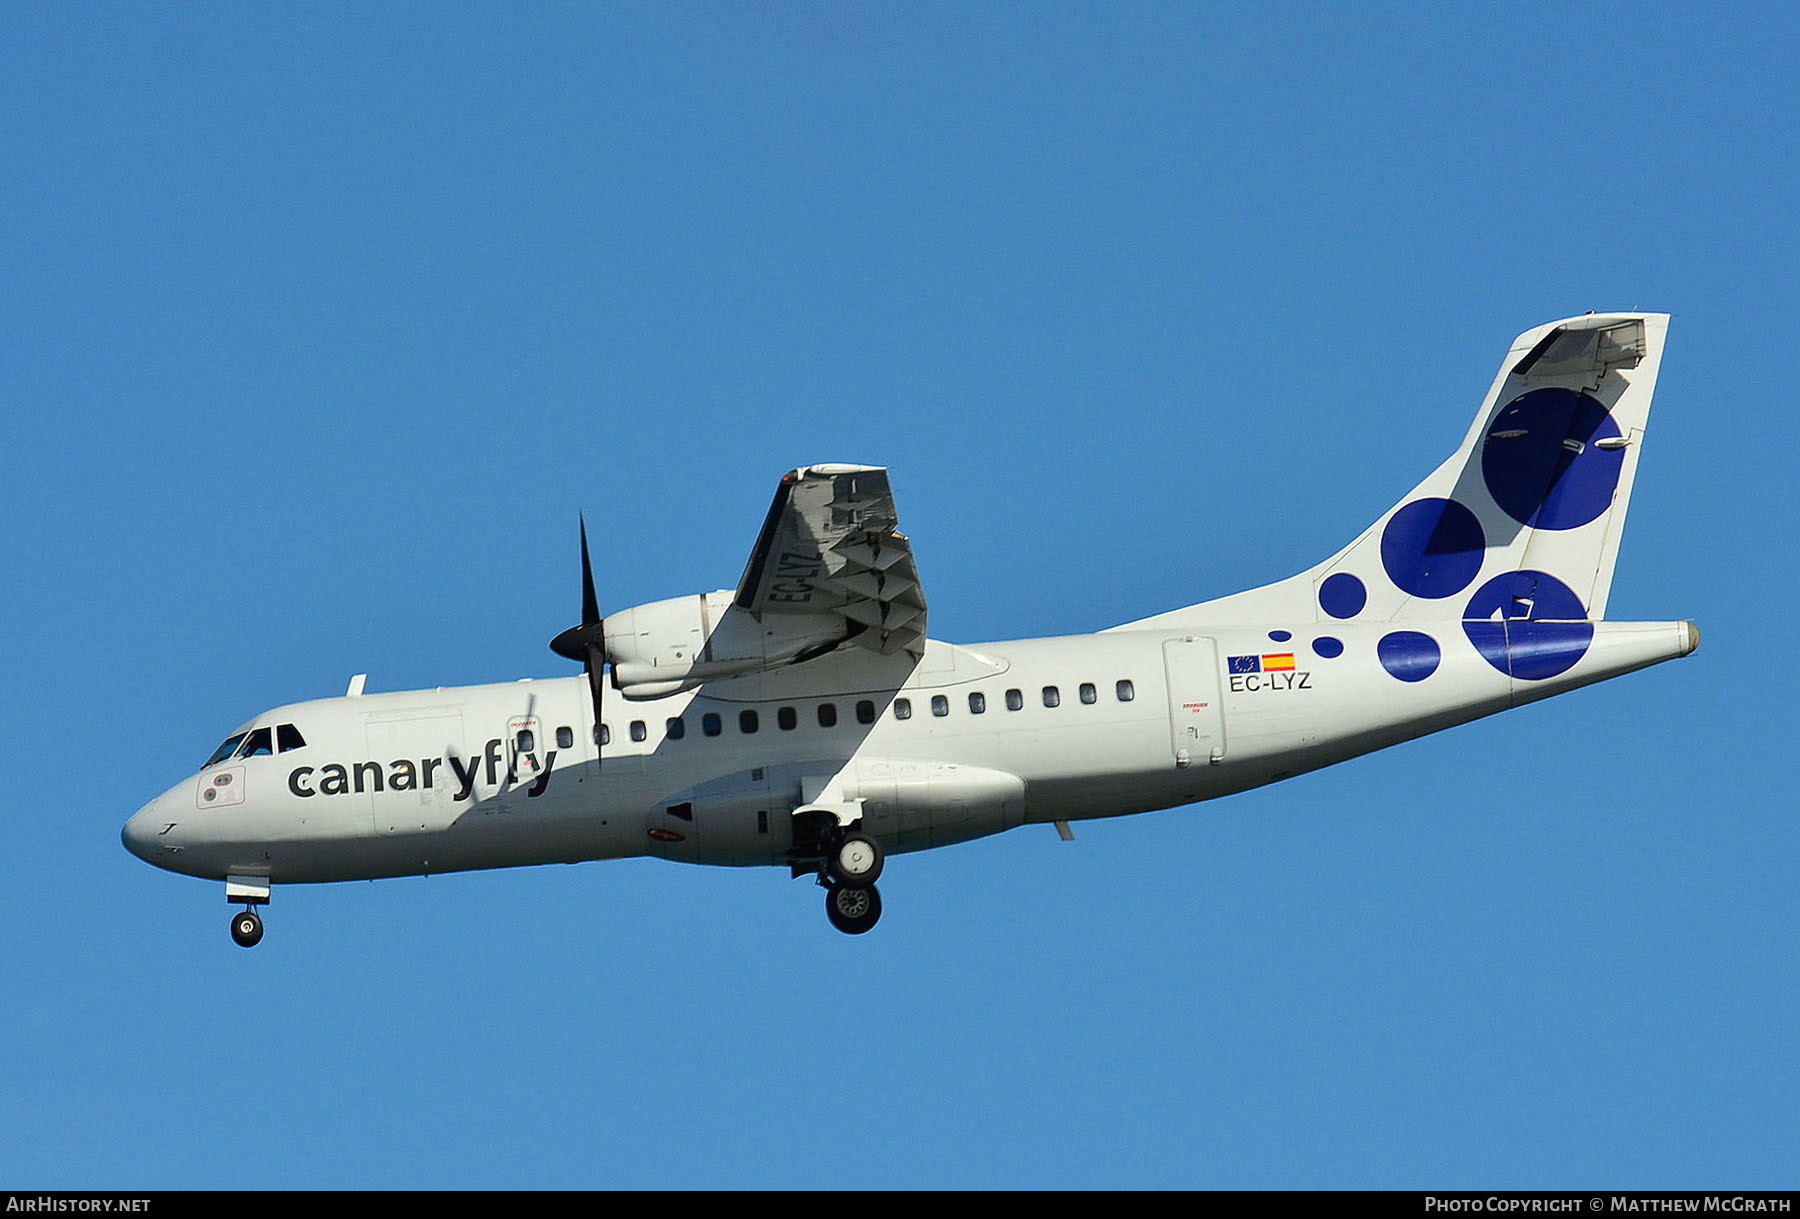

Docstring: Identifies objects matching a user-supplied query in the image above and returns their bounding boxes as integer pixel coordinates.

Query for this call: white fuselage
[122,618,1696,887]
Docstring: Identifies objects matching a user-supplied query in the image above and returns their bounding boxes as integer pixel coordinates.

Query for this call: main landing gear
[813,825,885,935]
[791,813,888,934]
[831,831,883,887]
[823,880,882,935]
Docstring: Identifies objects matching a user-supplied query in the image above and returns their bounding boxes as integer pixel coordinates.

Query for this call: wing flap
[735,465,928,657]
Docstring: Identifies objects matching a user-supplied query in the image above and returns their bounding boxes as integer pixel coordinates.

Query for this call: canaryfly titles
[285,739,557,802]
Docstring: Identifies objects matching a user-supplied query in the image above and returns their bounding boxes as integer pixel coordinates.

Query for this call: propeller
[549,514,609,769]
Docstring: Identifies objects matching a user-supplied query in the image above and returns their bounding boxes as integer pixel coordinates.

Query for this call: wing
[735,464,927,657]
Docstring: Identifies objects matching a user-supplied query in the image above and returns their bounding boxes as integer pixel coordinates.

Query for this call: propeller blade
[550,514,605,662]
[550,514,608,772]
[579,513,600,628]
[584,641,606,745]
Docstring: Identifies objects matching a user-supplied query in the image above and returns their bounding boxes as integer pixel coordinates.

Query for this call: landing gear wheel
[231,909,264,948]
[830,832,884,886]
[824,882,882,935]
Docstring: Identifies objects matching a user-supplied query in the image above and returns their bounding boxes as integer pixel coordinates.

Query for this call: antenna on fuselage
[548,514,611,770]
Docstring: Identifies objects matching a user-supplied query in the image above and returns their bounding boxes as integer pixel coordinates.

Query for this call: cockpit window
[276,724,307,753]
[237,727,274,758]
[204,733,248,768]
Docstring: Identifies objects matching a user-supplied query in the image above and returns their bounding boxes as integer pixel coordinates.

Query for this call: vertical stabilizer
[1117,313,1668,631]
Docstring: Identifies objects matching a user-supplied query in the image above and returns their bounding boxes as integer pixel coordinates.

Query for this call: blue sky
[3,2,1796,1188]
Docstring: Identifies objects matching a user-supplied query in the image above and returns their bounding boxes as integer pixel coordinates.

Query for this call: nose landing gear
[225,874,270,948]
[230,908,264,948]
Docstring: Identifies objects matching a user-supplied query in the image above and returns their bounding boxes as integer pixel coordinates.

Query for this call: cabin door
[366,711,464,833]
[1162,637,1225,768]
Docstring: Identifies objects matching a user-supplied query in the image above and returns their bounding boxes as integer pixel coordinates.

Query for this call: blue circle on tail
[1378,631,1440,682]
[1462,569,1593,680]
[1481,389,1624,531]
[1319,573,1366,619]
[1380,497,1486,599]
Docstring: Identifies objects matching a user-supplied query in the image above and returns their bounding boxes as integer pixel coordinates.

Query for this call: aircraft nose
[122,798,163,863]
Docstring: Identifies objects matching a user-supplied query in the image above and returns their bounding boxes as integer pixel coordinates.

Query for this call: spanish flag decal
[1261,653,1296,671]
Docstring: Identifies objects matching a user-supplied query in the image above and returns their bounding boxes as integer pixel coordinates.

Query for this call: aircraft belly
[261,810,646,883]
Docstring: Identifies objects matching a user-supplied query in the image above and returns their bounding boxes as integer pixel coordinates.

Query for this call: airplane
[123,313,1699,944]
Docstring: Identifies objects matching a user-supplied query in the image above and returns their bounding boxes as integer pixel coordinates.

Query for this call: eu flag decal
[1228,654,1262,674]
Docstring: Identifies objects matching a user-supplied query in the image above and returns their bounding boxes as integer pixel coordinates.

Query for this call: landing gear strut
[230,908,264,948]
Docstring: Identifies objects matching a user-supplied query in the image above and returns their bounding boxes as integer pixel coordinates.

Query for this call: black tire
[830,832,884,886]
[824,882,882,935]
[231,909,264,948]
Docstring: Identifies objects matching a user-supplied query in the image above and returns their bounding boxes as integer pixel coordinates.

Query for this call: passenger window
[630,720,647,743]
[556,726,574,750]
[238,727,274,758]
[1079,682,1097,705]
[703,712,722,737]
[778,706,797,731]
[276,724,307,753]
[855,699,876,724]
[666,717,685,740]
[517,728,536,753]
[596,723,610,746]
[931,695,948,717]
[894,698,912,721]
[818,703,838,728]
[740,709,759,734]
[969,691,986,714]
[1116,679,1136,702]
[1005,689,1023,712]
[1043,686,1060,708]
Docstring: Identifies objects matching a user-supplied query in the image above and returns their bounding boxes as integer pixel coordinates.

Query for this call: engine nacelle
[605,591,847,699]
